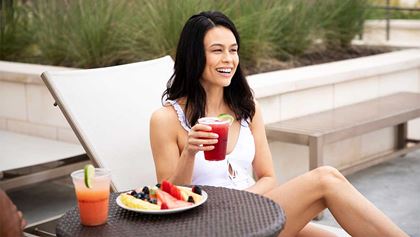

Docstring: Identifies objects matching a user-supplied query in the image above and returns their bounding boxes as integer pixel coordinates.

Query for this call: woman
[150,11,407,237]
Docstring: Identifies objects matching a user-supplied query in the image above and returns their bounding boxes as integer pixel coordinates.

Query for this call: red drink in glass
[198,117,230,161]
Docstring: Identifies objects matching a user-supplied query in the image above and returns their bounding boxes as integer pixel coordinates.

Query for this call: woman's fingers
[191,131,218,139]
[192,124,212,132]
[188,133,218,151]
[185,124,219,152]
[188,144,215,151]
[189,124,218,139]
[189,137,218,145]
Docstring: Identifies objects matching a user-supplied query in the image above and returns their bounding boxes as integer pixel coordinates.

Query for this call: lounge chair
[0,130,87,191]
[41,56,174,192]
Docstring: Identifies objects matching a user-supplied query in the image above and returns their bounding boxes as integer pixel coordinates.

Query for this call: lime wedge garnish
[84,164,95,189]
[218,113,234,125]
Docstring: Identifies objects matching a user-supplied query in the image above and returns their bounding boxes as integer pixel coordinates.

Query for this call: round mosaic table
[56,186,286,237]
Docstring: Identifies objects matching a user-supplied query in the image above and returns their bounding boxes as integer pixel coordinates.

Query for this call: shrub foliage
[1,0,369,70]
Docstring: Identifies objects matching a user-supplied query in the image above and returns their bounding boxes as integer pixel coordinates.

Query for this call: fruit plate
[116,190,208,214]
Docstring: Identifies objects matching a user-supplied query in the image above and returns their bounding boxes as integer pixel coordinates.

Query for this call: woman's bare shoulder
[150,105,179,130]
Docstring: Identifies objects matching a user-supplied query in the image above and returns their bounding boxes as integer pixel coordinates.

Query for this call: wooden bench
[266,92,420,175]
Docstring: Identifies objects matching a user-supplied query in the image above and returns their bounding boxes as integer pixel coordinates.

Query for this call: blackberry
[156,183,161,188]
[136,193,145,199]
[187,196,195,204]
[142,186,150,194]
[192,186,202,195]
[130,190,137,196]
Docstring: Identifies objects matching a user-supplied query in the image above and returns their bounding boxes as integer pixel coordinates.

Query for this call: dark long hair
[162,11,255,127]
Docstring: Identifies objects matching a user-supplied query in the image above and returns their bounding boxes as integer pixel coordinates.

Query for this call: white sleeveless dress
[167,100,256,190]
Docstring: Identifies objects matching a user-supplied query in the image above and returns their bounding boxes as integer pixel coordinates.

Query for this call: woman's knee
[312,166,346,190]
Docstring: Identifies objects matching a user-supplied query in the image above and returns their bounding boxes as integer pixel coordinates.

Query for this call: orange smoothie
[76,189,109,226]
[71,168,111,226]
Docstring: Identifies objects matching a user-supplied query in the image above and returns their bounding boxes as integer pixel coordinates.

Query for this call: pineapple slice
[120,193,160,210]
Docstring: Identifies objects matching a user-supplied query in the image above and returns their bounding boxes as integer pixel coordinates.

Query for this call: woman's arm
[245,101,278,195]
[150,106,218,185]
[150,107,193,184]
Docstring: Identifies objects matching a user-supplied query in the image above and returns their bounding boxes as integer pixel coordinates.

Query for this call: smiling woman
[160,11,255,128]
[149,11,408,237]
[201,26,239,89]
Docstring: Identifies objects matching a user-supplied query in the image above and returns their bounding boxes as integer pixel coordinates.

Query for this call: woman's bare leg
[296,223,337,237]
[264,166,407,237]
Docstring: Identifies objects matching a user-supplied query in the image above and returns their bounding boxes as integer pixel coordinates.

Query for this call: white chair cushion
[42,56,174,191]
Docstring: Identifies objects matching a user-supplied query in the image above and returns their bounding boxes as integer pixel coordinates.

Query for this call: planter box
[1,49,420,182]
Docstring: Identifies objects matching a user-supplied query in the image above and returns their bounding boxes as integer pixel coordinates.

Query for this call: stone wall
[0,61,78,143]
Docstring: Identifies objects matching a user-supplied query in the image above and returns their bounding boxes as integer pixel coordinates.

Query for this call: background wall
[249,49,420,182]
[1,49,420,183]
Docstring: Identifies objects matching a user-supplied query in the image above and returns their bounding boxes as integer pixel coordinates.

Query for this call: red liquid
[204,122,229,161]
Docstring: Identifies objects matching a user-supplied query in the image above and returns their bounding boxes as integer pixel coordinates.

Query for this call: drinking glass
[71,168,111,226]
[198,117,230,161]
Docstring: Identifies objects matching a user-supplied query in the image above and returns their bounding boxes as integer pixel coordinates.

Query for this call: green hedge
[0,0,368,71]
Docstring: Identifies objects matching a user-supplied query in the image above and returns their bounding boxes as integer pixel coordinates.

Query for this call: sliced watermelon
[161,202,169,210]
[170,185,183,200]
[161,180,187,201]
[161,180,172,193]
[156,189,178,206]
[156,189,192,209]
[171,199,193,209]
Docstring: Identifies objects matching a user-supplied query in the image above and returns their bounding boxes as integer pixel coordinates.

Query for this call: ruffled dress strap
[166,100,191,132]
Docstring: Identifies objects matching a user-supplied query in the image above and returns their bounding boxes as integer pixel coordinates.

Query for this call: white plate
[116,189,208,214]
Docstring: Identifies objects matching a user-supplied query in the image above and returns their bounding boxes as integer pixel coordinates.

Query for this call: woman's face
[201,26,239,89]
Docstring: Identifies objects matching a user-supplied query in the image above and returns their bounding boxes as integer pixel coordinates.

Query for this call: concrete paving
[6,151,420,236]
[314,150,420,237]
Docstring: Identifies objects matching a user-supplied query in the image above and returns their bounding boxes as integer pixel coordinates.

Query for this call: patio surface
[6,150,420,236]
[315,150,420,236]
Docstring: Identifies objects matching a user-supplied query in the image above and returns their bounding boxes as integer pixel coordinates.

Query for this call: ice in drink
[198,117,230,161]
[71,168,111,226]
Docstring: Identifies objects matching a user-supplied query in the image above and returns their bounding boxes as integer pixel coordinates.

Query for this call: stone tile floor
[314,151,420,237]
[6,151,420,236]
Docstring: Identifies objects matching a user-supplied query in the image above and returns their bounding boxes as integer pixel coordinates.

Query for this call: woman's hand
[183,123,219,157]
[151,108,220,184]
